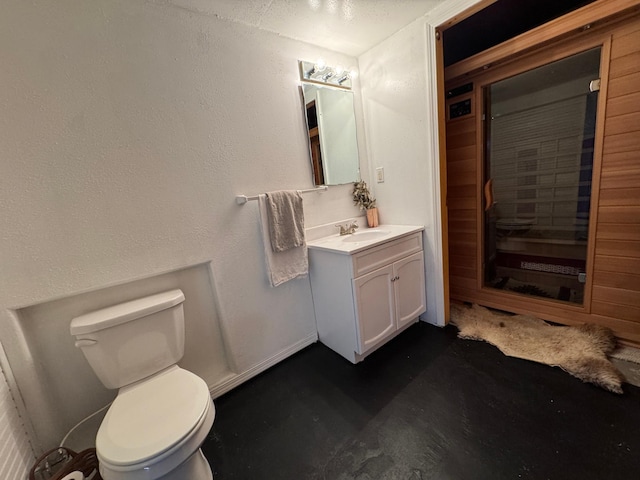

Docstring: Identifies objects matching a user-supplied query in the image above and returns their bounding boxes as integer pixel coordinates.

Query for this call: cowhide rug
[450,303,625,394]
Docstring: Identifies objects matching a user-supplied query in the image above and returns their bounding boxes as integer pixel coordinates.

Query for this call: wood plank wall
[446,98,478,294]
[591,19,640,342]
[444,14,640,346]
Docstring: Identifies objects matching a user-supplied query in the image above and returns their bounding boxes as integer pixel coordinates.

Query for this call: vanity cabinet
[308,230,426,363]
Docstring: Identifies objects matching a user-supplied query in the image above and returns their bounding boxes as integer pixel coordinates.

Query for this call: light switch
[376,167,384,183]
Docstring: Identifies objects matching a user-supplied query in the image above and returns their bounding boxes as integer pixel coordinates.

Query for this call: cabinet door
[352,264,395,354]
[394,251,427,329]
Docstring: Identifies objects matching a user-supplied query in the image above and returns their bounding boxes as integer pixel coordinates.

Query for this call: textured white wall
[359,17,445,325]
[0,0,366,453]
[0,0,482,463]
[357,0,484,326]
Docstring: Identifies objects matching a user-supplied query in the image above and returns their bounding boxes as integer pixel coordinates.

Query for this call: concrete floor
[202,322,640,480]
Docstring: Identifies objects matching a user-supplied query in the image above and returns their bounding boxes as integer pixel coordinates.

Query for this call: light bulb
[315,58,326,72]
[335,65,344,76]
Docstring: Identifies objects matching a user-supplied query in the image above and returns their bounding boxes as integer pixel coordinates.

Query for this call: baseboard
[208,332,318,399]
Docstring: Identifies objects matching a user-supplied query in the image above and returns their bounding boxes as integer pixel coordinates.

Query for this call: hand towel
[258,194,308,287]
[266,190,305,252]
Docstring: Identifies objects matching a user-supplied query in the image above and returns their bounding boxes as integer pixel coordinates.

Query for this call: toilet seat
[97,366,215,479]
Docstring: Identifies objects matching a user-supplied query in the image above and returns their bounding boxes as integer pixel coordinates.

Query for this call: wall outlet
[376,167,384,183]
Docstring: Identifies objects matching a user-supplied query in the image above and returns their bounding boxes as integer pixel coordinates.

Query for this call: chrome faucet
[336,220,359,235]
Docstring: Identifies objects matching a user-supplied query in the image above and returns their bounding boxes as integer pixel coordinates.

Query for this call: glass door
[483,48,601,304]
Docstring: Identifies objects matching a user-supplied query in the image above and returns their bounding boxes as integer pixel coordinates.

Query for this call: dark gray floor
[201,322,640,480]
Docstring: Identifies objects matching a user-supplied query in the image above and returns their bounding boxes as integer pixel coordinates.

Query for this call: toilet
[70,289,215,480]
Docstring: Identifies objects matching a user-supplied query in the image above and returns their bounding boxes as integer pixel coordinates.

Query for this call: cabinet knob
[391,275,400,282]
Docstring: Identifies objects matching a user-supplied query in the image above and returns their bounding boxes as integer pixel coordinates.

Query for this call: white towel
[258,194,308,287]
[266,190,305,252]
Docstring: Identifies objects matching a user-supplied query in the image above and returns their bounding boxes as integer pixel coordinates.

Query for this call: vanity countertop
[306,224,424,254]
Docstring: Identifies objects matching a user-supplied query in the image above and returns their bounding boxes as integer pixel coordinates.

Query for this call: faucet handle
[335,224,347,235]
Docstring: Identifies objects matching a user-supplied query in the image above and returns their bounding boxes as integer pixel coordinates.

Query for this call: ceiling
[193,0,446,57]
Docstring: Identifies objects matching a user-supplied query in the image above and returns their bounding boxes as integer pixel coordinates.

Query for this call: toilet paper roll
[61,472,84,480]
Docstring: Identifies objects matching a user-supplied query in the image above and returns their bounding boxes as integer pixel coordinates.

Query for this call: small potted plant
[352,180,379,227]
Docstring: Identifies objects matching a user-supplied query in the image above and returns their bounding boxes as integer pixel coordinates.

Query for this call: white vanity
[307,225,426,363]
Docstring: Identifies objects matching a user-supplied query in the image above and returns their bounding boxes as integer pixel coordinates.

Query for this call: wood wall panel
[449,233,476,255]
[609,51,640,78]
[596,223,640,241]
[603,131,640,154]
[600,150,639,170]
[606,91,640,117]
[593,270,640,290]
[449,275,477,291]
[598,187,640,205]
[594,255,640,275]
[447,145,476,163]
[589,314,640,344]
[591,14,640,343]
[594,239,639,257]
[447,156,476,173]
[592,301,640,322]
[446,91,478,299]
[592,286,640,308]
[597,205,640,224]
[609,21,640,59]
[448,184,477,199]
[607,71,640,98]
[600,171,640,190]
[447,131,476,149]
[449,264,477,279]
[448,219,476,234]
[447,170,476,187]
[447,197,476,210]
[444,10,640,347]
[604,111,640,136]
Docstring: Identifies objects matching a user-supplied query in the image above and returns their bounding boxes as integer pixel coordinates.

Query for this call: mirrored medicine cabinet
[299,60,360,186]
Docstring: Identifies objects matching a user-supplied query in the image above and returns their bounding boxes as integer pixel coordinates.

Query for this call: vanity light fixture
[322,70,335,82]
[305,58,327,77]
[299,59,355,89]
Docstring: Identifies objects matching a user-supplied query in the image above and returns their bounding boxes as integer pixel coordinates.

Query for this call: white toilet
[70,289,215,480]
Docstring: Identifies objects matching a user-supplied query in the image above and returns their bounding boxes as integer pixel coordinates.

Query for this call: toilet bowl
[97,366,214,480]
[70,290,215,480]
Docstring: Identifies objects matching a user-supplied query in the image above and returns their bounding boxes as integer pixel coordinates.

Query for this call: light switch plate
[376,167,384,183]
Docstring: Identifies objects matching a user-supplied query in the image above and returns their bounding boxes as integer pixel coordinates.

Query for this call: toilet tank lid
[70,289,185,336]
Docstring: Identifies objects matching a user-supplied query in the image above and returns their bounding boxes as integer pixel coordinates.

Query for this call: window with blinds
[490,95,592,240]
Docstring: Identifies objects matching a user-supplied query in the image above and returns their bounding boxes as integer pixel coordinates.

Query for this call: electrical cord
[59,402,112,448]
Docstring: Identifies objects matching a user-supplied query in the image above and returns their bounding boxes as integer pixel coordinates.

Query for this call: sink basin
[341,229,391,243]
[307,224,424,254]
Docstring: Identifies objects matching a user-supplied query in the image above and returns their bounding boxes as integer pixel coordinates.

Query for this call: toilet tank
[70,289,186,390]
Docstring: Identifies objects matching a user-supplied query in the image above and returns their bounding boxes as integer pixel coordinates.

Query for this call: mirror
[299,62,360,186]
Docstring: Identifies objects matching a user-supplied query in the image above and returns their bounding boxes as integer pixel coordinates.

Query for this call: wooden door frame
[431,0,640,322]
[470,35,612,313]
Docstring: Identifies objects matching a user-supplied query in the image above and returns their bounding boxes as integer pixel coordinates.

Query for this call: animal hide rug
[450,303,625,394]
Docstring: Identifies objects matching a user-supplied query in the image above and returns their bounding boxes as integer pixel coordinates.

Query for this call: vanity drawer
[352,232,423,277]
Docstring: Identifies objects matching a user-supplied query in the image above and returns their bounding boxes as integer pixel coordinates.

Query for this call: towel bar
[235,186,328,205]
